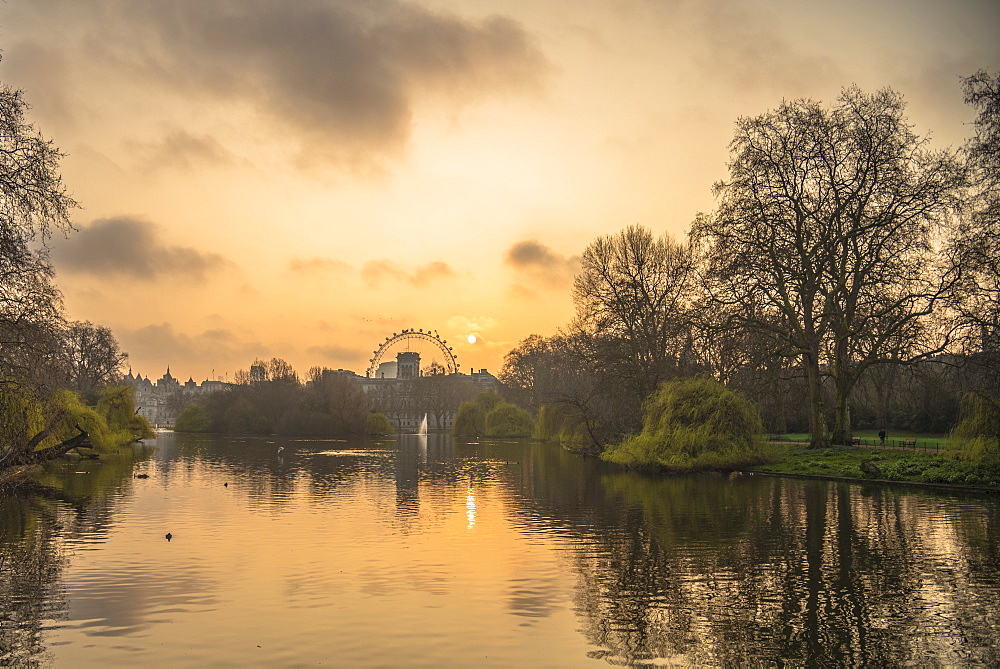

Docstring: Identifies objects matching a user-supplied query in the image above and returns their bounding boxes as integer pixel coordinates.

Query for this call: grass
[770,431,949,450]
[756,442,1000,489]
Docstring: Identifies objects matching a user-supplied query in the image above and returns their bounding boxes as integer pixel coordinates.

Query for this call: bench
[902,439,916,447]
[850,436,861,445]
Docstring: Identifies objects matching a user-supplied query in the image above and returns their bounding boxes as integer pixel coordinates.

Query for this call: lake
[2,431,999,666]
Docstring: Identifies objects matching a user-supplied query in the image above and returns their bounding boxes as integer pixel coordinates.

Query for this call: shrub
[534,403,589,448]
[950,393,1000,463]
[453,401,485,436]
[475,392,504,413]
[53,390,131,451]
[484,402,534,437]
[175,405,213,433]
[602,375,768,471]
[365,412,393,435]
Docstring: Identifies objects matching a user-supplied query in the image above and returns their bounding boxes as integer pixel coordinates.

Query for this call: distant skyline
[4,0,998,381]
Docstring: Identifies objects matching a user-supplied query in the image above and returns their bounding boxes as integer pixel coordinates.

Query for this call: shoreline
[748,468,1000,495]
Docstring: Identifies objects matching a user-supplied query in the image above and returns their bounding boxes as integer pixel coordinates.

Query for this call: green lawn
[770,431,949,450]
[755,442,1000,489]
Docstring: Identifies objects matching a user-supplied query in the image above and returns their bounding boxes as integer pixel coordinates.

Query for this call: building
[122,368,232,427]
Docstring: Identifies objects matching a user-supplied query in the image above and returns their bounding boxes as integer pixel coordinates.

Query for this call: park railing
[766,434,948,453]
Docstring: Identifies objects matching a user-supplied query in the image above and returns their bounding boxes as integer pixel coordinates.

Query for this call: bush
[534,403,589,448]
[0,383,48,453]
[602,375,768,471]
[950,393,1000,463]
[175,405,213,433]
[475,392,504,413]
[453,401,485,436]
[484,402,534,437]
[365,412,393,435]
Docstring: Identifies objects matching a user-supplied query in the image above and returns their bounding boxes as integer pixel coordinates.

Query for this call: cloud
[132,128,237,171]
[504,239,579,288]
[118,322,266,377]
[306,344,366,364]
[361,259,456,288]
[14,0,548,170]
[52,216,234,281]
[287,257,353,276]
[447,315,497,335]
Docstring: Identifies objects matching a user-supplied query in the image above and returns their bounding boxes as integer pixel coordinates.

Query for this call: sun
[467,334,477,344]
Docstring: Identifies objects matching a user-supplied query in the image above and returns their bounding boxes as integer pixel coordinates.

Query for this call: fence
[768,434,947,453]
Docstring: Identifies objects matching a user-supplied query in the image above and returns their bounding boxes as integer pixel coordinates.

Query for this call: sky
[3,0,998,383]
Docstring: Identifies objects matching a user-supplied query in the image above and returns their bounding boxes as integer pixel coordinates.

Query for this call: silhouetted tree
[692,87,967,446]
[0,78,77,395]
[61,321,128,402]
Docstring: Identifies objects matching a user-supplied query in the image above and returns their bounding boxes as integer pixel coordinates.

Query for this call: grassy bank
[756,443,1000,489]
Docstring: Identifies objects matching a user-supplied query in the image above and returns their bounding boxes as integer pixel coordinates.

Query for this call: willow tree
[692,87,966,447]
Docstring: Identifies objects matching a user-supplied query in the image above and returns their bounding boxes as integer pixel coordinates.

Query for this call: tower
[396,351,420,379]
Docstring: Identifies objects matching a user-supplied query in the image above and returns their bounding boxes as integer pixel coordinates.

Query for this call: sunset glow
[3,0,997,380]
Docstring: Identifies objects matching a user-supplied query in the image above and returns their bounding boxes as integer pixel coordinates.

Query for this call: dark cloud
[306,344,365,363]
[52,217,233,280]
[13,0,547,169]
[361,259,456,287]
[504,239,579,288]
[132,128,236,171]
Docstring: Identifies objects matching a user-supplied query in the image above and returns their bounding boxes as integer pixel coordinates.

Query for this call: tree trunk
[803,352,830,449]
[831,393,852,446]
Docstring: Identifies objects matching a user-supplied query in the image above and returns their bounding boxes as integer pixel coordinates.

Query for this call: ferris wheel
[366,329,459,377]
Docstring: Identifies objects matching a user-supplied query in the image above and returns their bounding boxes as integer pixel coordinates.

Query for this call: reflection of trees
[1,444,151,665]
[0,493,65,666]
[507,447,1000,665]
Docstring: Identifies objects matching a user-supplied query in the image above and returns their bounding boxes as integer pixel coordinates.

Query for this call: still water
[2,432,999,666]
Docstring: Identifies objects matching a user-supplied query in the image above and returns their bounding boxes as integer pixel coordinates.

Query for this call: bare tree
[61,321,128,400]
[0,81,77,394]
[692,87,967,446]
[570,225,698,437]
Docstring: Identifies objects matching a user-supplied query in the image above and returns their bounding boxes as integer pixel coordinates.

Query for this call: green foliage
[484,402,534,437]
[174,405,213,433]
[950,393,1000,463]
[475,391,504,413]
[96,386,135,430]
[453,401,486,436]
[602,375,768,471]
[365,412,392,435]
[94,385,154,440]
[534,403,588,448]
[53,390,132,451]
[0,383,48,454]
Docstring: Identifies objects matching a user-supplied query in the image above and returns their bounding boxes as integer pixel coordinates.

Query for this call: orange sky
[3,0,998,382]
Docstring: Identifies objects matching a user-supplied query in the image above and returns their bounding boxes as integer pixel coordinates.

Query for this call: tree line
[500,74,1000,457]
[175,359,393,436]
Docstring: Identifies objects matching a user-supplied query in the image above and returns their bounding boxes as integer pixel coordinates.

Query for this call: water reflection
[510,447,1000,665]
[1,433,998,666]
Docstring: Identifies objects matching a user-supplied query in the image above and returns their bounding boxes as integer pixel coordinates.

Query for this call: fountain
[417,413,428,436]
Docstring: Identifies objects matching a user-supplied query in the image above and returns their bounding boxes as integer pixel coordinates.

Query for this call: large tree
[692,87,967,447]
[949,70,1000,444]
[62,321,128,401]
[0,81,77,392]
[571,225,699,437]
